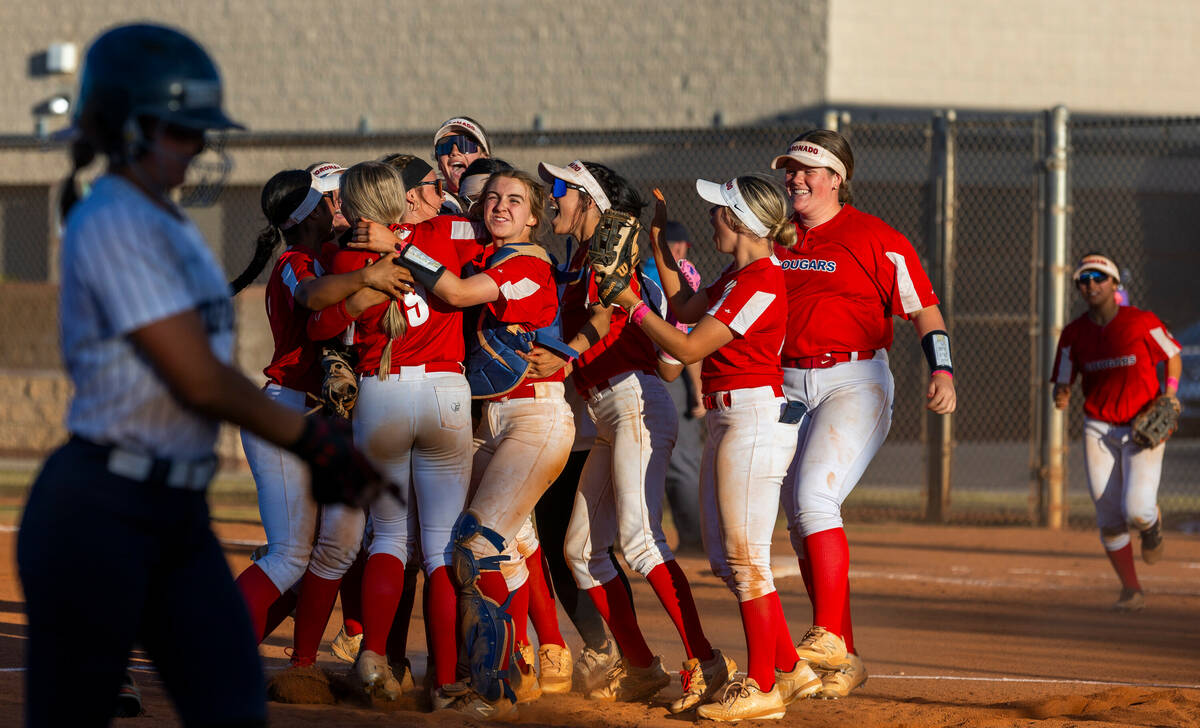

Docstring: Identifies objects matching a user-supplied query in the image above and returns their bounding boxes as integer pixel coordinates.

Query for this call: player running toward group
[1053,252,1182,612]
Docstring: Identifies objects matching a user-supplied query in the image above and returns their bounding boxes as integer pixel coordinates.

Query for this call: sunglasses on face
[434,135,480,157]
[551,178,586,199]
[413,179,444,196]
[1076,271,1110,285]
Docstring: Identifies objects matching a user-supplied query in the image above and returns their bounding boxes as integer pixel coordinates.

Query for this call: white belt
[106,447,217,491]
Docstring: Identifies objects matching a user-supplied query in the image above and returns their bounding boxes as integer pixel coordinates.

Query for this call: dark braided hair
[58,138,99,220]
[229,169,314,293]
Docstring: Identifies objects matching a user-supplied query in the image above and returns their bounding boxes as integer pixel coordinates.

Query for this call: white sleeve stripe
[1149,327,1181,358]
[499,277,541,302]
[281,262,301,295]
[451,220,475,239]
[706,280,736,318]
[1054,345,1073,383]
[886,251,924,314]
[728,291,776,335]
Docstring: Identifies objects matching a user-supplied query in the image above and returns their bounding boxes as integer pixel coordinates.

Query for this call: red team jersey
[479,246,567,397]
[774,205,938,359]
[1052,306,1181,424]
[560,260,659,394]
[700,257,787,395]
[262,247,324,396]
[306,215,489,374]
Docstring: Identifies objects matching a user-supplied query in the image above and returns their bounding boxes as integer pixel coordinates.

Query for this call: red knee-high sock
[840,591,856,654]
[738,594,778,691]
[804,528,850,639]
[292,570,343,666]
[768,591,798,671]
[340,549,367,636]
[1105,544,1142,591]
[646,561,713,661]
[386,563,420,663]
[263,587,299,641]
[526,547,566,648]
[586,578,653,668]
[426,567,459,687]
[798,553,816,613]
[509,583,531,647]
[361,553,407,656]
[235,563,283,644]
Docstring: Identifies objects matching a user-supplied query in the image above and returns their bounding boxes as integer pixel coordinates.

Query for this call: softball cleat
[537,643,573,694]
[816,652,868,699]
[794,625,852,670]
[776,657,822,704]
[670,648,736,713]
[696,677,786,722]
[588,655,671,702]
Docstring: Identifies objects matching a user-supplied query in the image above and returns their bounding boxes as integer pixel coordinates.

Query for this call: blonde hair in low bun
[729,175,794,246]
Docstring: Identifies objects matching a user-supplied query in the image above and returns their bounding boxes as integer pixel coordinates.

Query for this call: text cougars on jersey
[1083,354,1137,372]
[780,258,837,272]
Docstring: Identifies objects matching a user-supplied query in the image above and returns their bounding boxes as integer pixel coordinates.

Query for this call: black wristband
[921,329,954,376]
[399,244,447,291]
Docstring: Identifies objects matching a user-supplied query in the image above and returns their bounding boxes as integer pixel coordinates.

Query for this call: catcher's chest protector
[465,243,578,398]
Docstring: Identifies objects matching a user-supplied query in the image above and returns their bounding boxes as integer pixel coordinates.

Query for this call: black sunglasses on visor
[435,134,480,157]
[1076,270,1110,285]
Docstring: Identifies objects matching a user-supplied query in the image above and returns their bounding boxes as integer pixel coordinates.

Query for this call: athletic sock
[339,549,367,636]
[292,570,343,666]
[526,546,566,648]
[426,566,459,687]
[234,563,282,643]
[804,528,850,638]
[509,583,531,647]
[797,552,816,612]
[263,587,299,640]
[385,562,420,664]
[585,578,653,668]
[361,553,407,656]
[646,560,713,661]
[768,591,798,671]
[1105,543,1142,591]
[738,594,777,691]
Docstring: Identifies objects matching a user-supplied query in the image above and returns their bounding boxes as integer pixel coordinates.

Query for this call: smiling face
[482,176,538,244]
[321,185,349,235]
[551,184,589,237]
[436,141,485,193]
[1076,270,1117,309]
[782,159,841,224]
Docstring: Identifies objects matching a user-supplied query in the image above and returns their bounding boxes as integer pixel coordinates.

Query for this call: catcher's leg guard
[451,511,517,704]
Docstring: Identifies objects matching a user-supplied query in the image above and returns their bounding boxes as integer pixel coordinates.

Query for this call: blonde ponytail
[377,300,408,378]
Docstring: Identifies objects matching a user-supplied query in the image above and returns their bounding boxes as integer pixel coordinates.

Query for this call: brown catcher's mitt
[1130,394,1180,448]
[319,346,359,419]
[587,209,641,306]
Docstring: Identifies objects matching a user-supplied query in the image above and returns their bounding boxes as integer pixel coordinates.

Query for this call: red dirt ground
[2,521,1198,727]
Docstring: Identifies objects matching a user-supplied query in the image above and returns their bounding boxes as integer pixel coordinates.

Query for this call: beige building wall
[828,0,1200,115]
[1,0,825,138]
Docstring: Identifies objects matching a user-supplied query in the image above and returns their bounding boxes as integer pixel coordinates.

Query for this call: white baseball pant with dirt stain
[565,371,679,589]
[780,352,894,545]
[353,370,473,572]
[241,384,366,589]
[1083,417,1165,550]
[467,382,575,585]
[700,386,800,601]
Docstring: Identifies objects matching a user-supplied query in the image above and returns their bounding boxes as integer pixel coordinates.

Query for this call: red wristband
[932,370,953,379]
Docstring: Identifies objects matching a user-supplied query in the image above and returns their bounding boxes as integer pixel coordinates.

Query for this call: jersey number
[402,291,429,327]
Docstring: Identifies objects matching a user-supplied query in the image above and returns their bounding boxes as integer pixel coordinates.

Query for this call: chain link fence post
[925,110,956,522]
[1039,105,1070,529]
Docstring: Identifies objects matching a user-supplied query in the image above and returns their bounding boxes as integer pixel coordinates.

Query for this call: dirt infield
[1,520,1198,727]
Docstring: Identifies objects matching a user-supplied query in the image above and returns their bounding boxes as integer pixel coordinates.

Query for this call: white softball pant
[700,386,799,602]
[468,383,574,586]
[781,353,894,543]
[241,384,366,590]
[566,371,678,589]
[503,517,540,591]
[353,370,473,574]
[1083,417,1165,550]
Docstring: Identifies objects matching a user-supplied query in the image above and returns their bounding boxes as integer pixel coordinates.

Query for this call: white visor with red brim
[1072,254,1120,283]
[695,178,771,238]
[309,162,346,193]
[538,160,612,213]
[770,140,848,180]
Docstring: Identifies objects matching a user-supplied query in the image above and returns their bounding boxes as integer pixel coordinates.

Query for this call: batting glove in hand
[287,416,395,507]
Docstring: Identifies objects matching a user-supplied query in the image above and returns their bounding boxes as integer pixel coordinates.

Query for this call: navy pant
[17,439,266,727]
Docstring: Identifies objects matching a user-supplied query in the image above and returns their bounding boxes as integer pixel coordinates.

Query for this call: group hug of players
[230,116,1178,723]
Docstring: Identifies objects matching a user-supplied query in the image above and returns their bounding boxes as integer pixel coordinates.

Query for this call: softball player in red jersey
[768,130,956,699]
[610,177,819,721]
[307,162,488,701]
[1052,253,1181,612]
[531,160,726,709]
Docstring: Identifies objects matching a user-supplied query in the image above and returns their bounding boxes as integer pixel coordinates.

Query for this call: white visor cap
[537,160,612,213]
[695,177,771,238]
[770,140,848,180]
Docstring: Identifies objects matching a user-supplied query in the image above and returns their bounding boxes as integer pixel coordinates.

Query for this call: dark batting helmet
[73,23,243,156]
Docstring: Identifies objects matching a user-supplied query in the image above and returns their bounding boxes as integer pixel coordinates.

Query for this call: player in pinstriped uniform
[1052,253,1182,612]
[769,130,956,699]
[16,24,385,726]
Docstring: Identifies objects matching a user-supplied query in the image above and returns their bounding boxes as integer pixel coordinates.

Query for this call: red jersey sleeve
[1141,312,1182,363]
[705,271,780,338]
[306,248,377,342]
[482,255,557,328]
[881,231,938,318]
[1051,320,1079,385]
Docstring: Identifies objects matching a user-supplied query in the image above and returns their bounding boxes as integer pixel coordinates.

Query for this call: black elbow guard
[921,330,954,376]
[399,244,447,291]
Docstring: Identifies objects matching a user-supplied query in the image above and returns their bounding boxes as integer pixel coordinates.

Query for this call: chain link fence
[1,111,1198,527]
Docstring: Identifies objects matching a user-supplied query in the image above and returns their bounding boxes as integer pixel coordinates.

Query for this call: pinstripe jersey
[60,175,235,458]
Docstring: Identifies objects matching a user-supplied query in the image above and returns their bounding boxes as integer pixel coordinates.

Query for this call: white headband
[1072,254,1121,283]
[537,160,612,213]
[695,178,771,238]
[770,140,848,180]
[280,178,323,230]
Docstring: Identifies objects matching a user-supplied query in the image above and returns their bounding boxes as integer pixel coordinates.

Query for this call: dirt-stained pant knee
[1083,417,1165,551]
